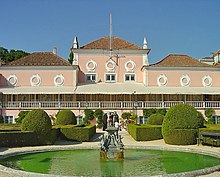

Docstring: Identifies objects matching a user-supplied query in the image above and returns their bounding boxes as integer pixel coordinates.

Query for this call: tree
[68,50,73,64]
[0,47,29,63]
[205,108,215,124]
[121,112,131,120]
[94,109,103,128]
[84,109,94,124]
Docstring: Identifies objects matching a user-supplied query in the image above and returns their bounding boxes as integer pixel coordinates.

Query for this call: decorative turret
[143,37,148,49]
[52,47,57,55]
[72,36,79,49]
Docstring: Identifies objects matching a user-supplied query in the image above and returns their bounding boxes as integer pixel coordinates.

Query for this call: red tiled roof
[6,52,71,66]
[150,54,211,67]
[80,36,142,50]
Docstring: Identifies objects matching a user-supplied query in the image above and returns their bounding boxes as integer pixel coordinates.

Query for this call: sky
[1,0,220,64]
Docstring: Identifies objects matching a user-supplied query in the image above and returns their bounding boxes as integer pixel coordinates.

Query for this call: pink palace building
[1,36,220,123]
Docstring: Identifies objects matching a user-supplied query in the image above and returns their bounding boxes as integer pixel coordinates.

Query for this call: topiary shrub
[162,104,199,145]
[163,129,198,145]
[143,108,167,120]
[205,108,215,124]
[0,115,4,124]
[56,110,76,125]
[84,109,94,124]
[197,111,206,128]
[15,111,30,124]
[94,109,103,128]
[128,124,162,141]
[121,112,131,119]
[59,124,96,142]
[21,109,53,144]
[147,113,164,125]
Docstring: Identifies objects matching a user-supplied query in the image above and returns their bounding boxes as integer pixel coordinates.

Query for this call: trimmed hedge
[21,109,53,145]
[199,124,220,133]
[56,110,76,125]
[0,129,57,147]
[0,124,21,131]
[162,104,199,145]
[21,109,52,136]
[163,129,198,145]
[198,125,220,146]
[0,131,38,147]
[59,124,96,142]
[128,124,162,141]
[147,113,164,125]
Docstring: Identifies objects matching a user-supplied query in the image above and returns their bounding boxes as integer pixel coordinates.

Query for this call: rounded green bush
[21,109,52,136]
[56,110,76,125]
[147,113,164,125]
[162,104,199,145]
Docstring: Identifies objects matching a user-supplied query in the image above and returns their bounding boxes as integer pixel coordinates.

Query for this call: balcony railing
[1,101,220,110]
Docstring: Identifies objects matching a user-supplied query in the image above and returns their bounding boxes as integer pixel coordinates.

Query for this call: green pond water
[0,149,220,176]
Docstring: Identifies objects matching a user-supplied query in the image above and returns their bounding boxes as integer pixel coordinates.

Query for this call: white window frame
[124,73,136,82]
[3,115,14,124]
[85,73,97,82]
[105,73,117,83]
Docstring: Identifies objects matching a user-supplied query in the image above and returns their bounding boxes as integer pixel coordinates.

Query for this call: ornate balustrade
[1,101,220,110]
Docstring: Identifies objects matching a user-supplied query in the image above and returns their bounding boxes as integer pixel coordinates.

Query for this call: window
[86,74,96,82]
[106,74,116,82]
[4,116,13,124]
[125,74,135,81]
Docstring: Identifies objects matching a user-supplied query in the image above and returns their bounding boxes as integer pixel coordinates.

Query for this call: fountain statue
[100,112,124,160]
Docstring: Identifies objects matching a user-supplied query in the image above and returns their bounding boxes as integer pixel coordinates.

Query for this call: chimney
[52,47,57,55]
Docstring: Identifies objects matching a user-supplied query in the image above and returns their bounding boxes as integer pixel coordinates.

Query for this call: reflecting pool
[0,149,220,176]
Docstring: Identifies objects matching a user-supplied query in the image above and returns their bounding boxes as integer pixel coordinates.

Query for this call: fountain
[99,112,124,160]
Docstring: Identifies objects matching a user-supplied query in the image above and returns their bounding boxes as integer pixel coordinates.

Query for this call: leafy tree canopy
[68,50,73,64]
[0,47,30,63]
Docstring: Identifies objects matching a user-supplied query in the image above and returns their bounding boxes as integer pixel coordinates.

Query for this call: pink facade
[147,69,220,87]
[1,36,220,124]
[0,67,74,87]
[78,54,144,83]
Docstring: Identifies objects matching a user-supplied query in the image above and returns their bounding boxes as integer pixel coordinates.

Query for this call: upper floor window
[86,74,96,82]
[125,74,135,81]
[105,74,116,82]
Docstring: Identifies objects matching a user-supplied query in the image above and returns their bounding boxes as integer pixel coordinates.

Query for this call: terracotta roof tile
[150,54,210,67]
[6,52,71,66]
[80,36,142,50]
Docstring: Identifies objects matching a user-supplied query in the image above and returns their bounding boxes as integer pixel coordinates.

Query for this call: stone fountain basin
[0,145,220,177]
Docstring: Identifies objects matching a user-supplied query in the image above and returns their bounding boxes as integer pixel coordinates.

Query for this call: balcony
[1,101,220,110]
